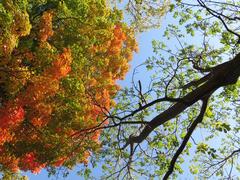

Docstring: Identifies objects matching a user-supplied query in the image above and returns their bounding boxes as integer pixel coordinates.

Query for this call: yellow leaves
[4,66,31,96]
[205,106,213,118]
[13,10,31,37]
[0,1,31,56]
[196,143,209,153]
[1,34,18,55]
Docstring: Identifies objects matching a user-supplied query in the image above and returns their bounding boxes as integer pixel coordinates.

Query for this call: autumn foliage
[0,0,137,176]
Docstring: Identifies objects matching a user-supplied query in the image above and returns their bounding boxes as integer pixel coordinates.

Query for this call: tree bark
[125,52,240,146]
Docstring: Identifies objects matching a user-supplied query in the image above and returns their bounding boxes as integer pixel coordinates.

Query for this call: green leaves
[214,122,231,133]
[196,143,208,154]
[189,165,199,174]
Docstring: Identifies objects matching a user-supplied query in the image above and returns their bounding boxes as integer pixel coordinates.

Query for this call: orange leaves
[46,48,72,79]
[108,25,127,55]
[0,102,25,146]
[86,24,137,120]
[5,157,19,173]
[0,129,13,145]
[20,48,72,128]
[82,24,137,145]
[21,48,72,105]
[39,11,54,42]
[0,153,20,173]
[24,51,34,61]
[29,103,52,128]
[0,148,19,173]
[53,157,67,167]
[0,149,45,174]
[22,77,59,105]
[96,89,110,111]
[0,47,72,172]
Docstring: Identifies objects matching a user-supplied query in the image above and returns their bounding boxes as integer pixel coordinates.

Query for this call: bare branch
[197,0,240,40]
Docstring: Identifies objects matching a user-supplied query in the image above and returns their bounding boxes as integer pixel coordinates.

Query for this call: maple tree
[0,0,137,177]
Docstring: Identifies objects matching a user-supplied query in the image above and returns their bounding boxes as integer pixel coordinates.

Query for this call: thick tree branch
[181,73,211,89]
[123,52,240,149]
[163,96,209,179]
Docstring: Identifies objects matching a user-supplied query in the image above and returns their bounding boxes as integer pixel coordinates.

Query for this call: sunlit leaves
[0,0,137,176]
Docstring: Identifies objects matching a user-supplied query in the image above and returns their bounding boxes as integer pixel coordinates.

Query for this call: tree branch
[122,52,240,149]
[197,0,240,40]
[163,96,210,179]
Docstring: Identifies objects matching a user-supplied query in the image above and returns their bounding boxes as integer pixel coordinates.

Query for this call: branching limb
[163,95,210,179]
[122,52,240,151]
[197,0,240,41]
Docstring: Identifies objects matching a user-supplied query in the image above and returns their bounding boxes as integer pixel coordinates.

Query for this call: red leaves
[20,152,46,174]
[0,101,25,146]
[1,106,25,127]
[0,103,25,130]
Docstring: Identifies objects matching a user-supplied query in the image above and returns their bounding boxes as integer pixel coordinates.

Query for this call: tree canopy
[0,0,240,179]
[0,0,137,177]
